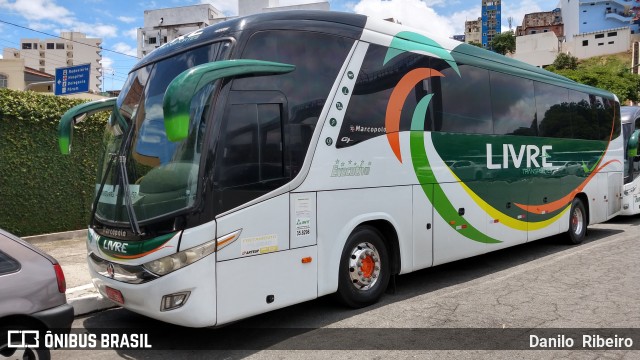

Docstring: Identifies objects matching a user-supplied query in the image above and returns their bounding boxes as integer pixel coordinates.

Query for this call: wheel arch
[0,315,49,331]
[358,219,401,276]
[575,192,590,226]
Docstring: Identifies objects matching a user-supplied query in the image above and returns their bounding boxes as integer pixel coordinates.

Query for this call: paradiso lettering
[486,144,553,174]
[331,160,372,177]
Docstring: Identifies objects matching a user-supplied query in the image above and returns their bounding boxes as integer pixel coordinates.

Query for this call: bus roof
[132,10,614,100]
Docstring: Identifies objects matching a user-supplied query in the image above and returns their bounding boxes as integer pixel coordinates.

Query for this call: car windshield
[94,41,231,226]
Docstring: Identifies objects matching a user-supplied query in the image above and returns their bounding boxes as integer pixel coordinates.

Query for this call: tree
[490,31,515,55]
[547,55,640,103]
[468,41,483,48]
[552,53,578,70]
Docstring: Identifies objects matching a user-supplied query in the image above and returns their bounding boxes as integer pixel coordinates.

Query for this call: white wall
[565,27,630,59]
[559,0,579,39]
[512,32,560,67]
[0,58,26,90]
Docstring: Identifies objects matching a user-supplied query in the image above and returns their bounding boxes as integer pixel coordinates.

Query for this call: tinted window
[595,97,620,141]
[490,71,537,136]
[0,250,20,274]
[569,91,598,140]
[215,91,287,214]
[338,44,430,147]
[218,103,284,187]
[535,81,570,138]
[236,30,354,171]
[431,64,492,134]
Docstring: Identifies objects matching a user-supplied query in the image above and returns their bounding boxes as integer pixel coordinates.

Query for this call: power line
[0,18,140,59]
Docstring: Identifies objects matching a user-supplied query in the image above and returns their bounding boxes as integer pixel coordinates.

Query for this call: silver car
[0,229,74,360]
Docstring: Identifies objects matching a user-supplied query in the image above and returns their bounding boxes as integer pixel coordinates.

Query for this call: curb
[23,229,87,244]
[67,284,117,316]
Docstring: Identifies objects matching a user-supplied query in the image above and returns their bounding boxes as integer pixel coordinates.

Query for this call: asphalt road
[51,215,640,359]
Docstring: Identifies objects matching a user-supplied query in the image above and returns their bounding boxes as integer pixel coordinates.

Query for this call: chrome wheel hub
[348,242,381,290]
[572,207,584,235]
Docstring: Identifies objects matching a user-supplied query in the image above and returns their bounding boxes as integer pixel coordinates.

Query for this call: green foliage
[468,41,483,48]
[546,54,640,103]
[490,31,515,55]
[551,53,578,70]
[0,89,108,236]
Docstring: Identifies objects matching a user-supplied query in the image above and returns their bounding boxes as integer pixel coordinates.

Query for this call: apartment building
[482,0,502,50]
[2,32,102,93]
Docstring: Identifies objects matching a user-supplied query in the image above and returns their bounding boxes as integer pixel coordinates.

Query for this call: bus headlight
[143,240,216,276]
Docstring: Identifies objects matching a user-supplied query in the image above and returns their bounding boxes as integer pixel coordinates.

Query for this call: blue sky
[0,0,560,91]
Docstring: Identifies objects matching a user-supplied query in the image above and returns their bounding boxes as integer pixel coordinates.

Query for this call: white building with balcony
[137,1,329,59]
[559,0,640,39]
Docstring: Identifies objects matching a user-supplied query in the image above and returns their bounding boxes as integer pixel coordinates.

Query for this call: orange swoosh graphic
[386,68,443,163]
[514,159,621,214]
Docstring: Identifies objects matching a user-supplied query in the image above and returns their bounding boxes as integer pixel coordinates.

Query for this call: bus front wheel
[567,198,587,244]
[336,225,390,308]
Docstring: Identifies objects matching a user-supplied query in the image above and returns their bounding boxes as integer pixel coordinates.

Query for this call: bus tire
[336,225,390,308]
[567,198,587,244]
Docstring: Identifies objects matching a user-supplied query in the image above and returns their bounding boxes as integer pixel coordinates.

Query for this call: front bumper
[89,254,217,328]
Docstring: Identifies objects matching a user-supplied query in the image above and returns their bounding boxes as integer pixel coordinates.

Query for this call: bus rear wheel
[567,198,587,244]
[336,225,390,308]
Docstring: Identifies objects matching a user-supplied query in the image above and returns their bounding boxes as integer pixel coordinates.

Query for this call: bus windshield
[94,41,231,227]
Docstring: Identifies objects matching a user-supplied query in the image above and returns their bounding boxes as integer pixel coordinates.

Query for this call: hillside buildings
[482,0,502,50]
[512,1,640,67]
[465,18,482,45]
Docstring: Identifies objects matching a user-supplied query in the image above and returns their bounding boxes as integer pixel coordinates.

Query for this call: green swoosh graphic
[385,31,460,76]
[409,96,501,244]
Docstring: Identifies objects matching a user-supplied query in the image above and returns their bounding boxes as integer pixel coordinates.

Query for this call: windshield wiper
[118,154,142,236]
[91,107,142,237]
[115,116,143,237]
[90,152,117,229]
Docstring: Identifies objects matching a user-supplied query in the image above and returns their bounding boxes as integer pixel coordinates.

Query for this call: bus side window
[535,81,570,138]
[430,63,492,134]
[490,71,536,136]
[214,90,288,214]
[235,30,354,171]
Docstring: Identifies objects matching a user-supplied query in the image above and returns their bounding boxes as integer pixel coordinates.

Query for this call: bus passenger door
[412,185,433,271]
[214,91,317,325]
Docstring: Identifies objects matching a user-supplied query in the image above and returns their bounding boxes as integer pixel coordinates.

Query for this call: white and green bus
[621,106,640,215]
[59,11,623,327]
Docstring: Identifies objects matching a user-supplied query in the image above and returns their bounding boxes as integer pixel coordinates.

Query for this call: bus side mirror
[58,97,117,154]
[628,129,640,158]
[162,59,295,142]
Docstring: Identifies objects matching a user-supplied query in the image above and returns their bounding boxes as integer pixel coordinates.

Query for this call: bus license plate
[105,286,125,304]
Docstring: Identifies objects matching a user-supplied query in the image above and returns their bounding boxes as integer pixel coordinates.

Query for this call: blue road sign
[55,64,91,95]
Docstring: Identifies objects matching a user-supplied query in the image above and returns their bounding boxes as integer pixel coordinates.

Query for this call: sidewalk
[24,230,116,317]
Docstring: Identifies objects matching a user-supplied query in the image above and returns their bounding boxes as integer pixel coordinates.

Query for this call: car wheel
[567,198,587,244]
[336,225,390,308]
[0,346,50,360]
[0,326,51,360]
